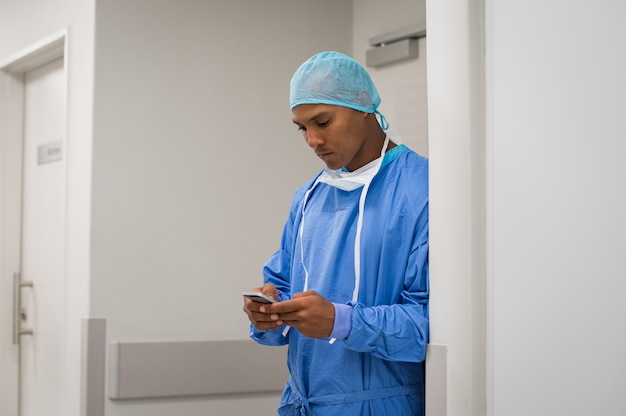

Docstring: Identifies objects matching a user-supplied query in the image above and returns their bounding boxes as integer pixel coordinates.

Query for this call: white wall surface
[426,0,486,414]
[91,0,352,340]
[352,0,428,156]
[486,0,626,414]
[91,0,352,414]
[0,1,94,415]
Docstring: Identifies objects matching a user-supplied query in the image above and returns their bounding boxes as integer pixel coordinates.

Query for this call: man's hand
[265,291,335,339]
[242,283,281,331]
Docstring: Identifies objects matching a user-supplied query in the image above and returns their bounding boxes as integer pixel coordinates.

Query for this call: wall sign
[37,140,63,165]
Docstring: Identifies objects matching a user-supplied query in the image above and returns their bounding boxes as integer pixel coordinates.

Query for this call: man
[243,51,429,415]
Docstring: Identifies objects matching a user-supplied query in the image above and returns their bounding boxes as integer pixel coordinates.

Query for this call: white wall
[426,0,486,414]
[90,1,352,414]
[352,0,428,156]
[0,1,94,415]
[428,0,626,414]
[486,0,626,414]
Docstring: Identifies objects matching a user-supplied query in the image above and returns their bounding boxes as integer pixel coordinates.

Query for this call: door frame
[0,28,68,416]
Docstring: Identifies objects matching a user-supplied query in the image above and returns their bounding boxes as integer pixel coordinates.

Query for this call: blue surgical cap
[290,51,388,129]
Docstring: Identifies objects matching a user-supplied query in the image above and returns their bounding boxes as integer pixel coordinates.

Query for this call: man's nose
[306,131,323,148]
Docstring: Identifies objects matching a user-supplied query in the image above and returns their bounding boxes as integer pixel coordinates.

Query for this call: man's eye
[297,125,306,132]
[317,120,329,127]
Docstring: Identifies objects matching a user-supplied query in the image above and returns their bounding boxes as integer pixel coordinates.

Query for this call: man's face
[292,104,369,172]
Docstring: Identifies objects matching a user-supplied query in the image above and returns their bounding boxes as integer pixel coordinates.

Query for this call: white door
[0,55,66,416]
[20,56,66,416]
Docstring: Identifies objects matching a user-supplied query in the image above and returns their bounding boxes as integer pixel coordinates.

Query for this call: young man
[243,51,429,415]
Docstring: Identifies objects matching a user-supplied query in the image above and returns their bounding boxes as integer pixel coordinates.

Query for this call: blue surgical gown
[251,146,429,415]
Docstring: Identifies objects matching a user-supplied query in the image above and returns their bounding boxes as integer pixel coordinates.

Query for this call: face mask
[318,135,390,192]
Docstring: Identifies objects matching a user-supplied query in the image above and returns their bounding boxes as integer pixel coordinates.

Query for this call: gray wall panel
[108,340,288,399]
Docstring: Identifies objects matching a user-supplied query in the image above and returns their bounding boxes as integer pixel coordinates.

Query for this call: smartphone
[242,291,277,304]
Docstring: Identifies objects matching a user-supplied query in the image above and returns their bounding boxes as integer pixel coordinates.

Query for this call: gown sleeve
[344,205,429,363]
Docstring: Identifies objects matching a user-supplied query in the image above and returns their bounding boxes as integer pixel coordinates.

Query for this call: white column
[426,0,486,415]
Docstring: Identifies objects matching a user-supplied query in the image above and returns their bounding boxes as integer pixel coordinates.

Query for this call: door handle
[12,272,34,345]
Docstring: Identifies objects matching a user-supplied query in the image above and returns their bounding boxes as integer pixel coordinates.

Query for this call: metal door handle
[12,272,34,345]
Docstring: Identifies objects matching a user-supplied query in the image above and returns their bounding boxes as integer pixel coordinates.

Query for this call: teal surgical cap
[290,51,389,129]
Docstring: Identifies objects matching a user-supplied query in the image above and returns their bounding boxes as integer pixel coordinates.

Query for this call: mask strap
[375,110,389,131]
[299,177,323,293]
[351,134,390,303]
[328,135,390,346]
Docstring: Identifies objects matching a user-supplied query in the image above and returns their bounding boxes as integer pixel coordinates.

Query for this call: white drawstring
[300,178,323,293]
[351,134,389,305]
